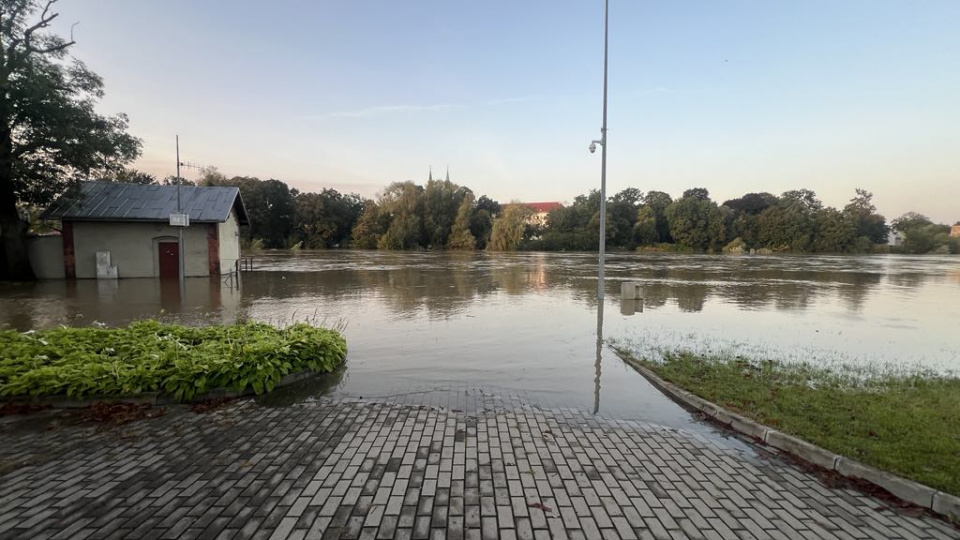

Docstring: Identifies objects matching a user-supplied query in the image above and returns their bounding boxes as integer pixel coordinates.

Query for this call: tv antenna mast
[171,138,212,297]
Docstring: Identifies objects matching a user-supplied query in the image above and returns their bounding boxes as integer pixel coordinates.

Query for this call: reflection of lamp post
[589,0,610,302]
[594,296,604,415]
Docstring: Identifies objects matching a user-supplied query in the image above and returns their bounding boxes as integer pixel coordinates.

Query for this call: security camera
[589,141,597,154]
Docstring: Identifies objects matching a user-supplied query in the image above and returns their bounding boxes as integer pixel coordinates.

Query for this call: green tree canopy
[446,192,477,250]
[1,0,141,279]
[665,190,723,251]
[488,203,531,251]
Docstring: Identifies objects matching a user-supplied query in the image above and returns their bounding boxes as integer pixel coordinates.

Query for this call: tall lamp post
[590,0,610,302]
[590,0,610,415]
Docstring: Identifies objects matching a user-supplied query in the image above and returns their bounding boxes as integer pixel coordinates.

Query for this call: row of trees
[528,187,894,254]
[164,169,956,255]
[529,187,956,254]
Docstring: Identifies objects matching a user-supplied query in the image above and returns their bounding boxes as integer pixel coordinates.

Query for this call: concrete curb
[619,355,960,523]
[0,368,322,409]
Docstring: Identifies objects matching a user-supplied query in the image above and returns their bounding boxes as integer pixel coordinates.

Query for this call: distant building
[521,202,563,227]
[34,181,248,279]
[951,224,960,238]
[888,230,904,247]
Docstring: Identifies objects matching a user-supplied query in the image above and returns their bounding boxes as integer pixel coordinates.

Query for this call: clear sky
[51,0,958,223]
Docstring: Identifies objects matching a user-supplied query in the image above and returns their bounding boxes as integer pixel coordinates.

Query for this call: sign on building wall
[169,213,190,227]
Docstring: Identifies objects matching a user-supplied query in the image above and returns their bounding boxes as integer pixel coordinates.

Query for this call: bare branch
[23,0,58,44]
[25,40,74,55]
[20,1,74,55]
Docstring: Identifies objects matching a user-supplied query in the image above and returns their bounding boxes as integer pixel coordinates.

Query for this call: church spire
[445,166,449,183]
[429,166,433,182]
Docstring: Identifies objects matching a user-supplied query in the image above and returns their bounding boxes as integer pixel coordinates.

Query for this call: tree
[447,193,476,250]
[843,189,888,245]
[665,191,719,251]
[813,207,857,253]
[488,203,531,251]
[0,0,141,279]
[216,177,294,248]
[900,224,950,254]
[642,190,673,243]
[607,188,643,248]
[633,206,658,245]
[351,200,387,249]
[757,190,823,252]
[682,187,710,201]
[889,212,953,254]
[112,168,156,185]
[721,193,778,250]
[292,189,362,249]
[377,181,424,250]
[422,179,467,248]
[468,195,500,249]
[611,187,643,206]
[891,212,933,233]
[722,192,778,215]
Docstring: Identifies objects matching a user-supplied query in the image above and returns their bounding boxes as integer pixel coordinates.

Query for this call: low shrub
[0,320,347,402]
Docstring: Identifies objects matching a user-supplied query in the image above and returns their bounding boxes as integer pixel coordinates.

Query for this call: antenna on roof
[175,136,185,296]
[178,161,205,171]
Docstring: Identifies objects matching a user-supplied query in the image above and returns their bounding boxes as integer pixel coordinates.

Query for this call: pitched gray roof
[42,181,249,225]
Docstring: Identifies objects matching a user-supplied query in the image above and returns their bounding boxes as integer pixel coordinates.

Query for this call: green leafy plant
[0,321,346,402]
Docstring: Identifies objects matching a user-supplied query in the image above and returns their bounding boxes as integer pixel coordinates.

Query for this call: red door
[159,242,179,279]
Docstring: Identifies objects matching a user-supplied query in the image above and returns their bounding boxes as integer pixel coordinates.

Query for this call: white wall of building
[73,221,211,278]
[218,210,240,273]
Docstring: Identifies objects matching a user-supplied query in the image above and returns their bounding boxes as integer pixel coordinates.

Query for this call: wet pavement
[1,387,957,540]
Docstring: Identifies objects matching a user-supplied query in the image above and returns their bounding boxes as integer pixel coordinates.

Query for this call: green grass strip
[0,320,346,403]
[616,348,960,496]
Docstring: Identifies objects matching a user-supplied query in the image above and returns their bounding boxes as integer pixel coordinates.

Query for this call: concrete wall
[27,236,65,279]
[219,210,240,273]
[72,221,211,278]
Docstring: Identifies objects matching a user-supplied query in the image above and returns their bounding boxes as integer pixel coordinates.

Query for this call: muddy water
[1,252,957,429]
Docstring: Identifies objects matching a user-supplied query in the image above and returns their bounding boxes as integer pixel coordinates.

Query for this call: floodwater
[1,252,958,430]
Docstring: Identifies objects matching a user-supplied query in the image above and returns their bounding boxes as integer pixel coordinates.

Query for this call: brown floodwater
[1,251,958,431]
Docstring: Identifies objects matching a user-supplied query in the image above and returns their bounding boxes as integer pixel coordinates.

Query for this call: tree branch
[23,0,57,43]
[21,1,74,55]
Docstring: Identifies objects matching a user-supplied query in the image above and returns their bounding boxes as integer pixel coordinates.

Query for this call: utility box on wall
[96,251,118,279]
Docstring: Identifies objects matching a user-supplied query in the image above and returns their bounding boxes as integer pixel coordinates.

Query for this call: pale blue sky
[51,1,959,223]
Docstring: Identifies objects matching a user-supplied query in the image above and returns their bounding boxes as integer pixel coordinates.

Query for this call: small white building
[522,202,563,227]
[887,229,904,247]
[34,181,249,279]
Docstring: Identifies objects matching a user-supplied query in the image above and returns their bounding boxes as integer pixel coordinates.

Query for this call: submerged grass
[0,320,347,402]
[614,347,960,496]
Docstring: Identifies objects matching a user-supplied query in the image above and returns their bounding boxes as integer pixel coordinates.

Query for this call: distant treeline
[123,168,958,255]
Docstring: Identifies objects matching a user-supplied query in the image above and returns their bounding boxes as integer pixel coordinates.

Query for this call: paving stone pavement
[0,390,957,540]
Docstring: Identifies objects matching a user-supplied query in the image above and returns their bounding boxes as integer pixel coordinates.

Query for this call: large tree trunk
[0,213,34,281]
[0,102,36,281]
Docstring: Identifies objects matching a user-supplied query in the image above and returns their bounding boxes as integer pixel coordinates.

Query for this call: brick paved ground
[1,390,957,540]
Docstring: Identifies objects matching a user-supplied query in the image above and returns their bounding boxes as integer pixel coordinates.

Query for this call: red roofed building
[521,202,563,227]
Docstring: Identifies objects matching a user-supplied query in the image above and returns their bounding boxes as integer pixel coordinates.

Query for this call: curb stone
[0,368,322,409]
[617,354,960,523]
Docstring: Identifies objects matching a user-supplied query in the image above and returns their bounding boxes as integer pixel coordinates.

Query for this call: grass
[614,347,960,496]
[0,320,346,402]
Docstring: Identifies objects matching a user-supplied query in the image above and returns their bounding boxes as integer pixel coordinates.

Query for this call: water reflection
[0,277,242,329]
[594,296,604,415]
